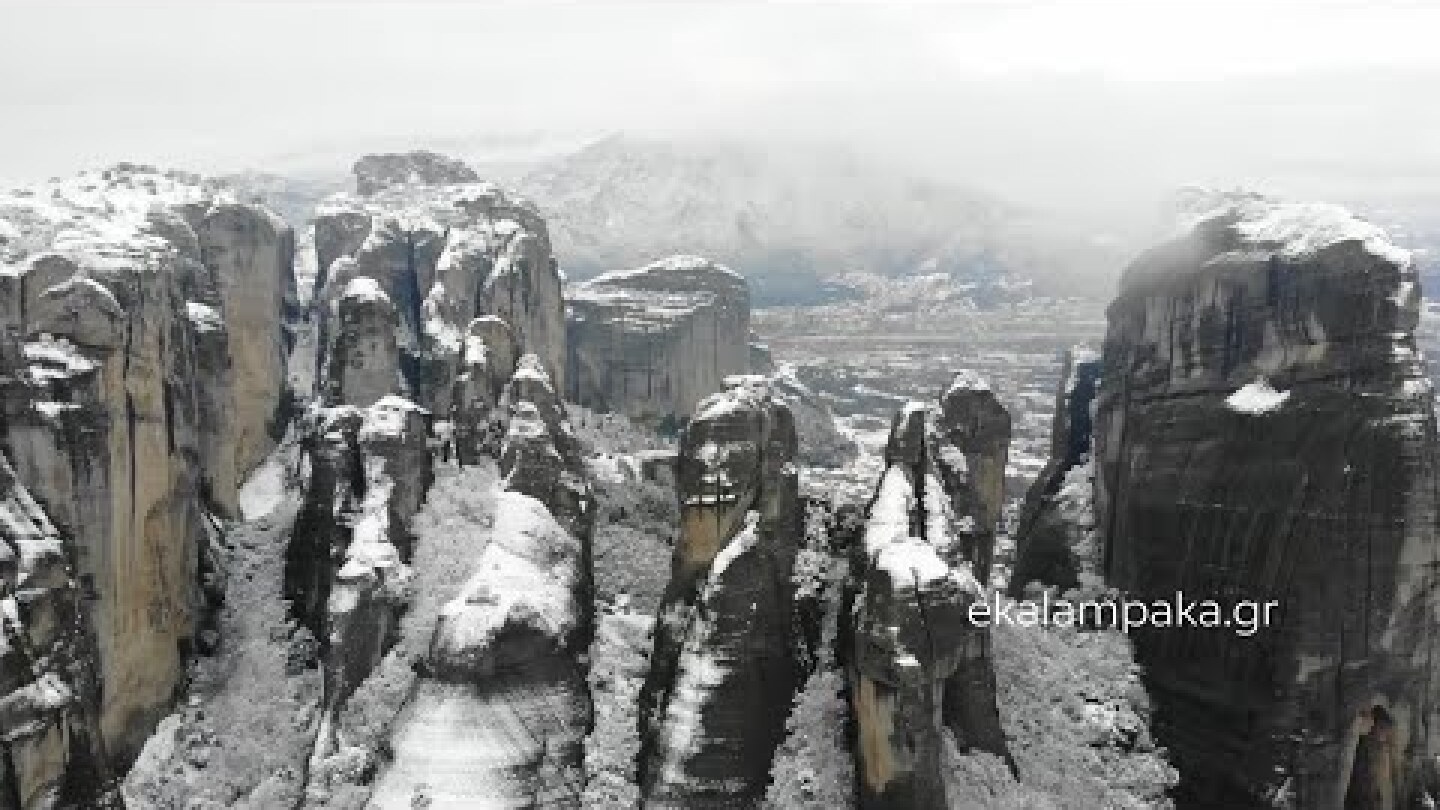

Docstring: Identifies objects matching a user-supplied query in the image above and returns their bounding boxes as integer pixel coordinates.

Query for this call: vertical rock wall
[566,255,750,430]
[0,166,294,803]
[312,159,566,402]
[637,375,803,808]
[1094,197,1440,807]
[1009,347,1101,594]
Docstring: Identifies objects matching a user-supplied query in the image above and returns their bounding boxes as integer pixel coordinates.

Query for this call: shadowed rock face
[638,376,803,808]
[848,392,1013,810]
[0,166,295,804]
[931,370,1010,582]
[1093,197,1440,808]
[0,452,111,808]
[289,396,432,771]
[323,277,401,407]
[313,159,566,402]
[1009,347,1101,595]
[567,255,750,430]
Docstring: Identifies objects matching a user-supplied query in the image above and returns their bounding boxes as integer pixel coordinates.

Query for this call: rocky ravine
[1008,346,1102,596]
[0,165,294,806]
[1094,196,1440,808]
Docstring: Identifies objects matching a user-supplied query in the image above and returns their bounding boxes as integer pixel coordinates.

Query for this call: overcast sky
[3,1,1439,217]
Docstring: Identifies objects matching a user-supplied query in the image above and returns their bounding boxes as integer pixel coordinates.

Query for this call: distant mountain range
[513,135,1123,305]
[226,135,1130,306]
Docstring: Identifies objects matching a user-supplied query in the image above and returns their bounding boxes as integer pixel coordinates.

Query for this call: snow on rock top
[1225,378,1290,415]
[430,491,580,663]
[946,368,993,395]
[0,164,258,266]
[1234,201,1410,266]
[340,276,390,304]
[185,301,224,333]
[590,254,743,284]
[1178,191,1411,268]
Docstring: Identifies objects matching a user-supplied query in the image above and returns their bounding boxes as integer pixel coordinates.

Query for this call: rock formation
[931,370,1010,583]
[312,159,566,404]
[0,452,110,808]
[366,355,595,807]
[1093,196,1440,807]
[352,151,482,196]
[638,375,803,807]
[567,255,750,430]
[0,165,294,804]
[286,394,430,732]
[846,386,1013,809]
[288,156,593,807]
[1008,347,1101,594]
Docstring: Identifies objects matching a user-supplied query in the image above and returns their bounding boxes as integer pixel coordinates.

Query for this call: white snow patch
[237,450,289,521]
[341,276,390,304]
[185,301,224,333]
[1225,378,1290,415]
[1233,201,1411,266]
[946,368,992,394]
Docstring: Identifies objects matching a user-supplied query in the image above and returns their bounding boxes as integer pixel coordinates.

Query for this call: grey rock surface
[637,375,803,808]
[1093,196,1440,807]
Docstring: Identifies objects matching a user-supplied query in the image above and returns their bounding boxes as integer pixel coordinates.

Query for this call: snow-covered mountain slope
[516,135,1122,305]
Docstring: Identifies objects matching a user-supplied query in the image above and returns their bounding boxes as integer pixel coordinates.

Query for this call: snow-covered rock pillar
[848,392,1013,810]
[366,354,595,807]
[638,375,803,808]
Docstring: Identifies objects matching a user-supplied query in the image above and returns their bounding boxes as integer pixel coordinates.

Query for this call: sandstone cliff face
[567,255,750,430]
[1009,347,1101,595]
[638,375,803,808]
[0,452,110,808]
[366,355,595,808]
[847,388,1013,810]
[313,162,566,403]
[0,165,294,803]
[1093,197,1440,807]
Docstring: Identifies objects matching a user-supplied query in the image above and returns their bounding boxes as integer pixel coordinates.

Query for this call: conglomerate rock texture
[846,386,1013,810]
[638,375,804,808]
[567,255,750,430]
[1093,196,1440,808]
[1009,347,1101,595]
[312,160,566,404]
[0,165,294,805]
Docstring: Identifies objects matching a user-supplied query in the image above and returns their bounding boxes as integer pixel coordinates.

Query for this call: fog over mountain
[6,3,1440,229]
[8,4,1440,809]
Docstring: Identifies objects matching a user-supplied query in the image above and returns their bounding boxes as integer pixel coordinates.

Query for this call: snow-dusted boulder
[1009,347,1101,594]
[1094,194,1440,806]
[567,255,750,429]
[638,375,803,807]
[847,394,1013,809]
